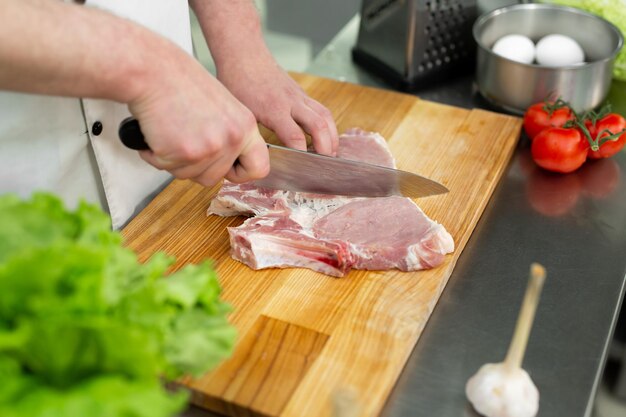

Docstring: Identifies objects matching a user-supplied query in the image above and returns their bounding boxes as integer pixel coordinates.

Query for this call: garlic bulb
[466,263,546,417]
[466,363,539,417]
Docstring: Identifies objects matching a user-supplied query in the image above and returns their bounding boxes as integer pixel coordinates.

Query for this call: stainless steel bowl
[473,3,623,114]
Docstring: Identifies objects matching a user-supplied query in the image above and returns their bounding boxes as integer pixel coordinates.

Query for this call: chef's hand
[190,0,339,157]
[0,0,269,187]
[217,52,339,156]
[128,50,270,186]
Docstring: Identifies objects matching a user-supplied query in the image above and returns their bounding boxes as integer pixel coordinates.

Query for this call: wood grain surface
[122,73,522,417]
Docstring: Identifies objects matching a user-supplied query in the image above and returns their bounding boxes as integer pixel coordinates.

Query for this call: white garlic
[466,264,546,417]
[466,363,539,417]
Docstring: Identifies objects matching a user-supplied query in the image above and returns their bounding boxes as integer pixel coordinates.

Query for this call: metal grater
[352,0,478,90]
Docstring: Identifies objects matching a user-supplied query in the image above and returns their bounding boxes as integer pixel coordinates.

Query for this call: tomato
[523,102,575,140]
[585,113,626,159]
[531,127,588,173]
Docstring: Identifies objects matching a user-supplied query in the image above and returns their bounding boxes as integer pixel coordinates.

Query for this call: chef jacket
[0,0,193,229]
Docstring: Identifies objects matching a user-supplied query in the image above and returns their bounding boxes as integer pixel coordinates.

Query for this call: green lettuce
[542,0,626,80]
[0,193,236,417]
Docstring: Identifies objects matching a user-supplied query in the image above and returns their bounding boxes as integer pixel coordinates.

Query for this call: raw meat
[208,128,454,277]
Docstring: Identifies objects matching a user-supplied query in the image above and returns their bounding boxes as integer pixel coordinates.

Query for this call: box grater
[352,0,478,90]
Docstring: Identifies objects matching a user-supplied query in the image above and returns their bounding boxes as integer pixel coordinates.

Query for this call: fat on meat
[209,128,454,277]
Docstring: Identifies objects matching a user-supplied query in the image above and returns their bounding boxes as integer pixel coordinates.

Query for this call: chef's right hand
[127,48,270,186]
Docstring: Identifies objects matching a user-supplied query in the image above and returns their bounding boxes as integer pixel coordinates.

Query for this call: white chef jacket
[0,0,192,229]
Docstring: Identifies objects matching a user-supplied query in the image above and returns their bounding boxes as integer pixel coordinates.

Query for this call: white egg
[535,34,585,67]
[492,34,535,64]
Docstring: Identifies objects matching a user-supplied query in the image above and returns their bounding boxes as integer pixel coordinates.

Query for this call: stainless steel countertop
[306,15,626,417]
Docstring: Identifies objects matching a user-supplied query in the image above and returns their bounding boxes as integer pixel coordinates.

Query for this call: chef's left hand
[217,51,339,157]
[191,0,338,156]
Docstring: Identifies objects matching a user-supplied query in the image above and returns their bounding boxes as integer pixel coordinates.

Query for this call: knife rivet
[91,121,103,136]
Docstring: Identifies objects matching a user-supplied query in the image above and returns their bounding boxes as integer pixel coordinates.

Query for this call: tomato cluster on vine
[523,99,626,174]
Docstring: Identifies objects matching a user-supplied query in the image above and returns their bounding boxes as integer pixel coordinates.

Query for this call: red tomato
[586,113,626,159]
[531,127,588,173]
[523,102,575,140]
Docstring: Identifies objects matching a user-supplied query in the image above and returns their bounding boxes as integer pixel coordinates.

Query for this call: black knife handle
[118,117,249,170]
[119,117,150,150]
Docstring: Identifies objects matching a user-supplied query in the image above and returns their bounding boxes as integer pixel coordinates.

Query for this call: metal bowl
[473,3,623,114]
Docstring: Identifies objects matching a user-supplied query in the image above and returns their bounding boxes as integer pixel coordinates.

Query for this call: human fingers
[139,150,183,171]
[291,101,334,156]
[262,113,308,152]
[140,148,234,186]
[304,97,339,155]
[138,141,226,174]
[224,130,270,183]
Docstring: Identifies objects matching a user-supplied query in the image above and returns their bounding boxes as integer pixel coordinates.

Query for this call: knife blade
[118,117,448,198]
[254,144,448,198]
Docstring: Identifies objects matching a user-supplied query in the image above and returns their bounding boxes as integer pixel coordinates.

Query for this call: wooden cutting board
[122,73,522,417]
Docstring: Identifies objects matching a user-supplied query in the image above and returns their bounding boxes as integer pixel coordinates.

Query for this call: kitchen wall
[263,0,361,55]
[191,0,360,74]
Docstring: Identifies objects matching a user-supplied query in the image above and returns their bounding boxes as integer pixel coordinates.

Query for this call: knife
[118,117,448,198]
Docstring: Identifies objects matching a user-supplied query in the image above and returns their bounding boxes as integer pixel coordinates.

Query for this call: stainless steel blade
[250,144,449,198]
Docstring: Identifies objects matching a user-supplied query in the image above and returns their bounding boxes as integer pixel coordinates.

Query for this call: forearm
[188,0,338,156]
[0,0,186,104]
[189,0,273,72]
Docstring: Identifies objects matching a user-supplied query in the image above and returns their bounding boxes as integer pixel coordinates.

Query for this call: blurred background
[189,2,626,417]
[191,0,360,73]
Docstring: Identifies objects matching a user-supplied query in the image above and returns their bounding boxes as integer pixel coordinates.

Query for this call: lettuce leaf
[0,193,236,417]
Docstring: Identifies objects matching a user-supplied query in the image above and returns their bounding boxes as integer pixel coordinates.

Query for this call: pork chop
[209,128,454,277]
